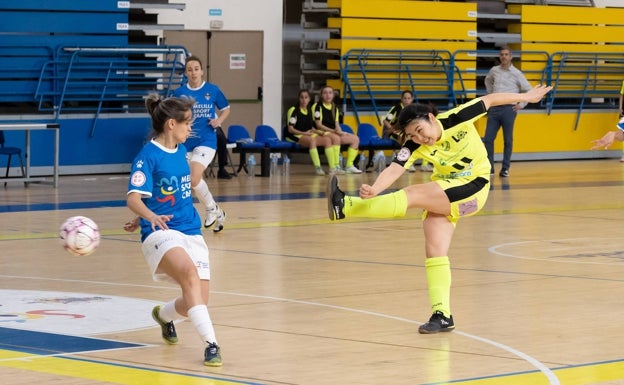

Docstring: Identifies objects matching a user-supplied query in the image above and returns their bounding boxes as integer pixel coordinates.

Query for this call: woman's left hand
[359,184,378,199]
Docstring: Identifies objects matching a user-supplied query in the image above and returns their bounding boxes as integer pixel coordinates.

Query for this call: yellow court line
[442,360,624,385]
[0,350,256,385]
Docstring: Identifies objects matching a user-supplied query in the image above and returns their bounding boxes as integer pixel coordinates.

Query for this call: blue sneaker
[617,117,624,131]
[204,342,222,367]
[151,306,178,344]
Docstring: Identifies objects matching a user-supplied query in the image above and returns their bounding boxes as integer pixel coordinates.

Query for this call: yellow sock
[425,256,451,317]
[324,146,336,169]
[344,189,408,218]
[309,148,321,167]
[332,145,341,168]
[346,147,359,167]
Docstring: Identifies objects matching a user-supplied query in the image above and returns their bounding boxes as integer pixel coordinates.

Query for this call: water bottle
[282,155,290,175]
[373,151,386,173]
[247,154,256,177]
[338,153,344,169]
[270,153,278,175]
[358,154,367,172]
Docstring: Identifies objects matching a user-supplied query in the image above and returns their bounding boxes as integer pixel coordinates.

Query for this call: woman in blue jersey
[327,85,552,334]
[125,94,222,367]
[285,89,340,175]
[173,56,228,232]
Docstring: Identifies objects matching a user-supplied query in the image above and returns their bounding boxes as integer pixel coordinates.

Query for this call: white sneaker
[333,167,345,175]
[421,163,434,172]
[345,165,362,174]
[213,208,226,233]
[408,164,417,172]
[204,208,218,228]
[620,155,624,163]
[205,204,224,229]
[315,167,326,176]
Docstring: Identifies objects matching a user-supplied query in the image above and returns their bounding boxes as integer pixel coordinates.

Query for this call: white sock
[187,304,217,344]
[192,179,216,211]
[159,299,185,322]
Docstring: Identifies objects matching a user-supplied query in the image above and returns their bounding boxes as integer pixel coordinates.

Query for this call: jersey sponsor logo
[289,116,297,124]
[314,110,321,118]
[130,171,146,187]
[458,198,478,216]
[451,130,467,143]
[397,147,411,161]
[155,176,179,206]
[0,289,161,335]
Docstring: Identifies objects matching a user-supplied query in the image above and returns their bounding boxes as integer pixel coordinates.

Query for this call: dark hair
[393,103,439,142]
[401,90,414,98]
[145,93,195,136]
[298,89,311,99]
[185,55,203,69]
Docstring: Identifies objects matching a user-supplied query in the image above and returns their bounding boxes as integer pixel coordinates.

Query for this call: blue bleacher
[0,1,129,104]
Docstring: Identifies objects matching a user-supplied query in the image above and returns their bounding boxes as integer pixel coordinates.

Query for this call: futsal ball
[59,216,100,256]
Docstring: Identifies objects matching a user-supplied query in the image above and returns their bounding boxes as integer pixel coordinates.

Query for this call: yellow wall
[509,5,624,53]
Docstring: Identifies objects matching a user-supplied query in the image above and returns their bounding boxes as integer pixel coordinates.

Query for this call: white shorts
[141,229,210,284]
[187,146,216,168]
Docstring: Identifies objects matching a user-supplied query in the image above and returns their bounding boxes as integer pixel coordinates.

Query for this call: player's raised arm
[480,85,552,110]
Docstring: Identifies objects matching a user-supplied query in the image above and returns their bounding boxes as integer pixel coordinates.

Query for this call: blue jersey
[128,140,201,241]
[172,81,230,150]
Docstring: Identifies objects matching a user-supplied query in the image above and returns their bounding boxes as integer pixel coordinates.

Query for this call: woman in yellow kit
[327,85,552,333]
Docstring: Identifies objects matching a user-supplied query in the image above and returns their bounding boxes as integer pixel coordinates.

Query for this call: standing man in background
[482,46,532,177]
[173,56,229,232]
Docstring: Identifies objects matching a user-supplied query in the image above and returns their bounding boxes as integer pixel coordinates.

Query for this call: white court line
[0,275,560,385]
[489,237,624,265]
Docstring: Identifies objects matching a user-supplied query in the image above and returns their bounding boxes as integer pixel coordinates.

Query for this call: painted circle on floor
[0,289,160,336]
[489,237,624,265]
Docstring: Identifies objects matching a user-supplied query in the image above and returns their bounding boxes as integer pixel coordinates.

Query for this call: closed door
[163,30,263,133]
[208,31,263,136]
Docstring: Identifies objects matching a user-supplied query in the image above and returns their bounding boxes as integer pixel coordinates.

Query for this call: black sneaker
[217,170,233,179]
[152,305,178,344]
[326,173,346,220]
[204,342,222,367]
[499,169,509,177]
[418,311,455,334]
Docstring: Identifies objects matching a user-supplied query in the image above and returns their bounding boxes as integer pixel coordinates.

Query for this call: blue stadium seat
[227,125,269,176]
[254,125,293,151]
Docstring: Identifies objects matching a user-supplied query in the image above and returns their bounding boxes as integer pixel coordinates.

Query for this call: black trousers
[216,126,228,171]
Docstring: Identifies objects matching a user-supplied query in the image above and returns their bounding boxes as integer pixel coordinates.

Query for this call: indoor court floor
[0,158,623,385]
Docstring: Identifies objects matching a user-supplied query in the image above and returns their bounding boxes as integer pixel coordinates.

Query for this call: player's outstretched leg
[327,173,346,220]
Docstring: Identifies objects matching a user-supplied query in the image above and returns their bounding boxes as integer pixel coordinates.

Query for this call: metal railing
[33,45,188,136]
[340,49,461,125]
[340,49,621,128]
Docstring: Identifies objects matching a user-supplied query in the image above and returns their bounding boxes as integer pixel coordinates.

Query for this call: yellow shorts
[423,176,490,225]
